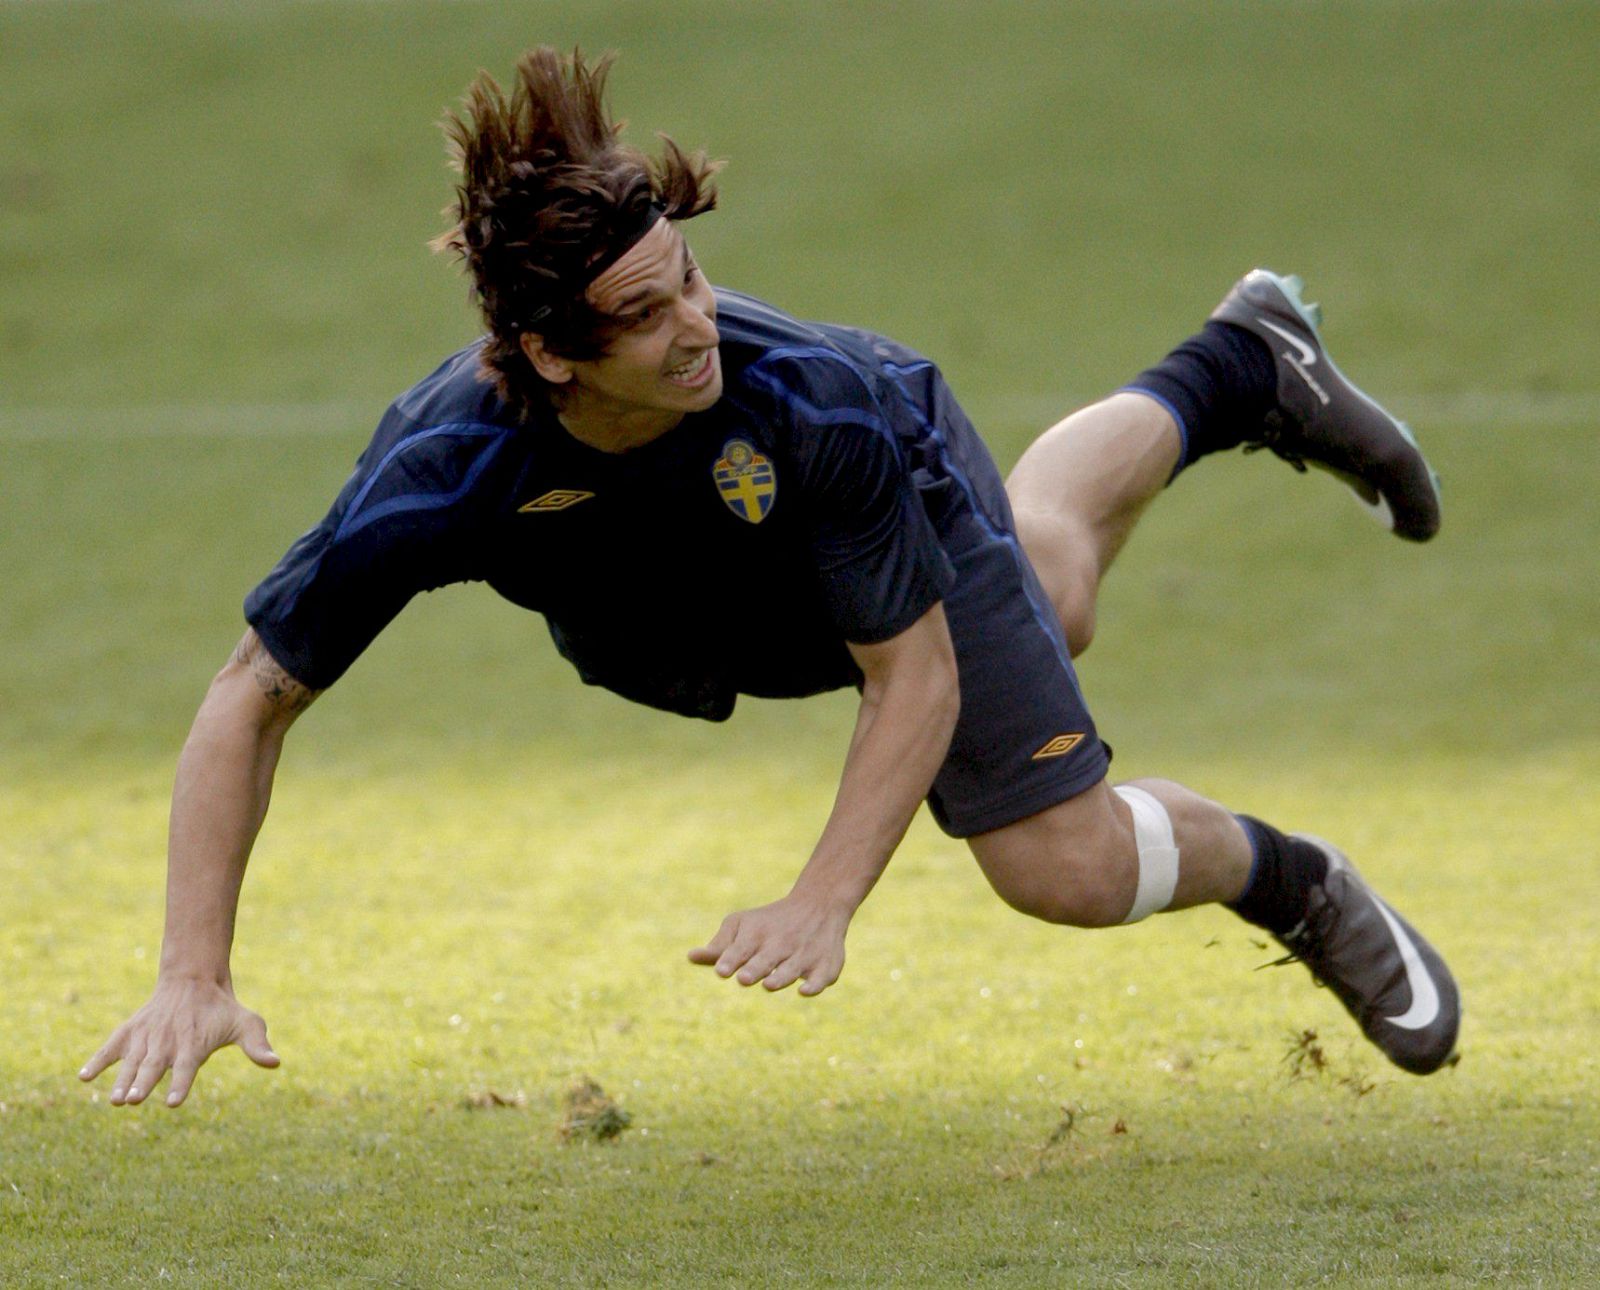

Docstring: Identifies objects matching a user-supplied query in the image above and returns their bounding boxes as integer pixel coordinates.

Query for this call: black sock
[1228,815,1330,936]
[1121,321,1276,477]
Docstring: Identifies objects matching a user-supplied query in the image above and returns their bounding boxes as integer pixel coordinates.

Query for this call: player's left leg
[1008,270,1443,657]
[967,778,1462,1076]
[1005,392,1179,658]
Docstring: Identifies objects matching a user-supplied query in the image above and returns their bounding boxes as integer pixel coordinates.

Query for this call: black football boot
[1211,269,1442,541]
[1274,834,1462,1074]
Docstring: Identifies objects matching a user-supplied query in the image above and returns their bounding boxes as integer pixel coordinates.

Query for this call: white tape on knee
[1114,784,1180,924]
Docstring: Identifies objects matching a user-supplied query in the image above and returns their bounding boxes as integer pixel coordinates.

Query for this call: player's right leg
[967,778,1463,1076]
[919,503,1462,1074]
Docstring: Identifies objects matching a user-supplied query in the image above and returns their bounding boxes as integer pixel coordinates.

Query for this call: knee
[1060,581,1097,658]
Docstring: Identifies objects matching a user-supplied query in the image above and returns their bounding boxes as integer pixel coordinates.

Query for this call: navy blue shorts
[885,357,1111,837]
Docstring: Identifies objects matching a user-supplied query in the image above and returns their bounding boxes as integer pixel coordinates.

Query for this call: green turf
[3,2,1598,1284]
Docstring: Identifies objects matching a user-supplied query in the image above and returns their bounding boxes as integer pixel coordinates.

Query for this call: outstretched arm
[688,602,960,995]
[79,629,322,1107]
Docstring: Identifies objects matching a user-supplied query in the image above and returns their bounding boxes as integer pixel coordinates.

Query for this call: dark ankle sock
[1228,815,1330,935]
[1121,321,1276,478]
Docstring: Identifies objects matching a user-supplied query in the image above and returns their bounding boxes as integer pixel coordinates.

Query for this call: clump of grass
[558,1077,632,1143]
[1283,1028,1329,1080]
[1043,1105,1078,1147]
[1284,1030,1384,1098]
[1338,1071,1378,1098]
[993,1104,1135,1180]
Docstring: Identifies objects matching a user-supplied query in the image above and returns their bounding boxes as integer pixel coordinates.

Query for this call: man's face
[536,218,723,443]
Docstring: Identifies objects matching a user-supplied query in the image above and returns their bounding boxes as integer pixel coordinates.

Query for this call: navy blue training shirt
[245,289,967,720]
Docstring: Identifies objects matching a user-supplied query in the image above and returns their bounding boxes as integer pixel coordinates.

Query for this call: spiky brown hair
[433,47,720,420]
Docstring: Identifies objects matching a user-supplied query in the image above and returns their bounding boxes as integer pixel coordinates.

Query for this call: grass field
[4,1,1599,1284]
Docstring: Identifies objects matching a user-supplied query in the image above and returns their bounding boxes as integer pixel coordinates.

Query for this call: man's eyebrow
[613,286,660,312]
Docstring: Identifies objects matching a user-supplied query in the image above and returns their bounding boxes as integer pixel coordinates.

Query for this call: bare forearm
[790,642,959,911]
[79,631,314,1107]
[161,703,281,981]
[159,633,317,982]
[689,604,959,996]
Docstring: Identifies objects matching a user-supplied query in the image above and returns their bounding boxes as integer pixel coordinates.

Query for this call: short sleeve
[244,512,431,690]
[757,352,957,644]
[242,413,498,688]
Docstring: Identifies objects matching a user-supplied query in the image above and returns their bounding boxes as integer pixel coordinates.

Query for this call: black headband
[524,202,665,330]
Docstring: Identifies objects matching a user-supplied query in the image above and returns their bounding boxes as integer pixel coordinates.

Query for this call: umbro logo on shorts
[519,489,595,513]
[1032,733,1085,760]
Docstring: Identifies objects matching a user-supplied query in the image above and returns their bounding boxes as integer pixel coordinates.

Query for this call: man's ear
[520,332,575,385]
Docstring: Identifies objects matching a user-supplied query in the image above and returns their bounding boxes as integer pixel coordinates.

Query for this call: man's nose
[675,297,719,348]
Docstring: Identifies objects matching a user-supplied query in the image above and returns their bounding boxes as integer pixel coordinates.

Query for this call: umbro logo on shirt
[1032,734,1085,760]
[519,489,595,513]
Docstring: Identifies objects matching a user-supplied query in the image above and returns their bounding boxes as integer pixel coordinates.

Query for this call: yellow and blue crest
[712,438,776,524]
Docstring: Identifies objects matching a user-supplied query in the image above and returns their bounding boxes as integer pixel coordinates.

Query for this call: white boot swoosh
[1372,901,1442,1030]
[1258,318,1319,367]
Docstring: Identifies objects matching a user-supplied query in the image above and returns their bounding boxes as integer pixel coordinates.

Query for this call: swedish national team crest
[712,438,777,523]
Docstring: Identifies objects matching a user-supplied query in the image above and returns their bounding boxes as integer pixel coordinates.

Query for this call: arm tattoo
[233,632,321,716]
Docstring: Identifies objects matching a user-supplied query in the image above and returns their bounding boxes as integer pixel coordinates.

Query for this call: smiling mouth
[665,352,715,386]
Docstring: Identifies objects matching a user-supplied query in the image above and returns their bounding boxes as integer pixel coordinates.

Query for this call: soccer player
[81,49,1459,1109]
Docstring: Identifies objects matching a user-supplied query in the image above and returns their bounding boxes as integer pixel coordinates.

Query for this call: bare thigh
[966,779,1139,928]
[1005,392,1180,655]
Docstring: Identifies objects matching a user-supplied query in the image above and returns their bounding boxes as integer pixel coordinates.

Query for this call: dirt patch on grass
[462,1088,527,1111]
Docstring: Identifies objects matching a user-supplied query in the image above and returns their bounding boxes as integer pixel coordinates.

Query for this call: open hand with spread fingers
[79,975,279,1108]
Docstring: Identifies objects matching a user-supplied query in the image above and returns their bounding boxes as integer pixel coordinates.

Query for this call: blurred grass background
[3,1,1598,1284]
